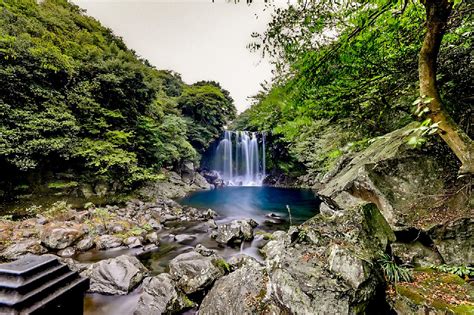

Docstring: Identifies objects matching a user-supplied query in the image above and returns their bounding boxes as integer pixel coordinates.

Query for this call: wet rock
[41,224,84,250]
[95,235,123,250]
[169,251,225,294]
[57,247,76,258]
[162,214,178,222]
[194,244,216,257]
[134,274,193,315]
[391,241,443,267]
[428,217,473,265]
[76,236,95,252]
[145,232,159,245]
[124,236,143,248]
[205,219,218,230]
[203,209,218,219]
[199,262,279,314]
[148,219,161,230]
[213,219,258,245]
[82,255,147,295]
[226,254,262,271]
[259,203,395,313]
[174,234,196,244]
[1,239,47,260]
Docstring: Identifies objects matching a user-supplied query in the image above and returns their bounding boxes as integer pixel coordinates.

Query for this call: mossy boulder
[390,270,474,314]
[319,123,467,231]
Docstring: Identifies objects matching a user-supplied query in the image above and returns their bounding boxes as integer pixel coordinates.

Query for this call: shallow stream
[84,187,320,314]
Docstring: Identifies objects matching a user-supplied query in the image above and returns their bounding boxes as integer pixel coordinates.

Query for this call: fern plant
[379,253,412,283]
[429,264,474,279]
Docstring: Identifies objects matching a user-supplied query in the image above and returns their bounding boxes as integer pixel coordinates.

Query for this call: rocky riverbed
[0,124,472,315]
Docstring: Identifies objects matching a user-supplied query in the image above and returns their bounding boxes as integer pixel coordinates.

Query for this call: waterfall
[213,130,267,186]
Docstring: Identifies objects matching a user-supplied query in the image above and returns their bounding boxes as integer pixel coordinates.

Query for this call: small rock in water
[57,247,76,258]
[174,234,196,244]
[124,236,143,248]
[205,219,218,230]
[213,219,258,245]
[134,274,193,315]
[95,235,123,250]
[145,232,160,245]
[82,255,147,295]
[195,244,216,257]
[76,236,94,252]
[169,251,225,294]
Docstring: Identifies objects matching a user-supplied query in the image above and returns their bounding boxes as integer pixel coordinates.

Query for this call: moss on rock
[390,270,474,314]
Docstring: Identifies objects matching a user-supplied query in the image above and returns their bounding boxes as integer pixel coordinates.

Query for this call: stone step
[0,264,69,296]
[0,255,89,314]
[0,255,60,286]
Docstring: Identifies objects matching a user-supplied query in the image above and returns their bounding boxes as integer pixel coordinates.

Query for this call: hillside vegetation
[234,0,472,182]
[0,0,235,198]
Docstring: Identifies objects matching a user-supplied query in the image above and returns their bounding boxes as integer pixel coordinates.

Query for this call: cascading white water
[213,130,266,186]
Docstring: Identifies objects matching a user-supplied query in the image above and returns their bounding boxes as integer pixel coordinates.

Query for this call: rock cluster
[0,196,217,260]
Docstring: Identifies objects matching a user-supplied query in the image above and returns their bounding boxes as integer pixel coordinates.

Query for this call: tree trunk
[419,0,473,174]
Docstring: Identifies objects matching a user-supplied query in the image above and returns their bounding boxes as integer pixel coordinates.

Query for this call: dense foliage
[235,0,472,180]
[0,0,235,194]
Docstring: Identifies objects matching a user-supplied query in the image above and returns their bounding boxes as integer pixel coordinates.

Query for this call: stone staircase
[0,255,89,314]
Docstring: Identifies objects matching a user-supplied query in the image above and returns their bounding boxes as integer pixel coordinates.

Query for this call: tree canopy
[235,0,472,178]
[0,0,236,194]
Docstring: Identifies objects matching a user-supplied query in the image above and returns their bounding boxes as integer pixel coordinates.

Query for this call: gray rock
[82,255,147,295]
[174,234,196,244]
[194,244,216,257]
[145,232,159,245]
[227,254,262,271]
[391,241,443,267]
[203,209,218,219]
[328,244,369,289]
[169,251,225,294]
[41,225,84,250]
[0,239,47,260]
[148,219,161,230]
[57,247,76,258]
[162,214,178,222]
[258,203,395,313]
[428,217,473,265]
[76,236,94,252]
[124,236,143,248]
[319,122,462,231]
[134,274,193,315]
[213,219,258,245]
[205,219,218,230]
[95,235,123,250]
[199,262,280,314]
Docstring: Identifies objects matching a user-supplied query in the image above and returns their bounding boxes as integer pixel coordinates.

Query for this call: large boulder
[168,251,226,294]
[265,203,394,314]
[82,255,147,295]
[199,259,281,315]
[212,219,258,245]
[428,217,473,265]
[203,203,395,315]
[319,123,462,231]
[134,274,193,315]
[0,239,47,260]
[40,224,84,249]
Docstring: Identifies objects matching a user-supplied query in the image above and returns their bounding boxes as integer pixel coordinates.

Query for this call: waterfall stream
[213,131,266,186]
